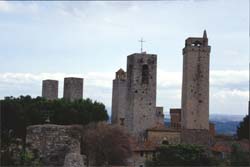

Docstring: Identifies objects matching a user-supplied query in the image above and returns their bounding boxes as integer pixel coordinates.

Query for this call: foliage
[0,137,41,166]
[237,114,249,140]
[146,144,220,166]
[81,122,132,166]
[1,95,109,166]
[230,143,250,166]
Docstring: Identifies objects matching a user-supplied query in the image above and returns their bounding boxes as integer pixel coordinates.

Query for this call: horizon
[0,0,249,116]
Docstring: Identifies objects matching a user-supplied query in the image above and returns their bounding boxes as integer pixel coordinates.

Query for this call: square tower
[126,53,157,137]
[111,68,127,125]
[42,80,58,100]
[181,30,211,130]
[170,108,181,129]
[63,77,84,101]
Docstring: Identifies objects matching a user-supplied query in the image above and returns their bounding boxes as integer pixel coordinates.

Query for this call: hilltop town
[1,31,249,167]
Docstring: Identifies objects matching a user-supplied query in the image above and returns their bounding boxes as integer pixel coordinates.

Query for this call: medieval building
[111,30,214,166]
[42,79,59,100]
[180,30,211,145]
[111,52,165,139]
[63,77,84,101]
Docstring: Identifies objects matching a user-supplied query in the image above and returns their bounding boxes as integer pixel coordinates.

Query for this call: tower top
[184,30,209,47]
[203,30,207,39]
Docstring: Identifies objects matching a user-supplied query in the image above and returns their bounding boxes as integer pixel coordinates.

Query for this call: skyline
[0,0,248,115]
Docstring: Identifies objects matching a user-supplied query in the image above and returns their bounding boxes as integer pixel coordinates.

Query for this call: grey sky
[0,0,248,115]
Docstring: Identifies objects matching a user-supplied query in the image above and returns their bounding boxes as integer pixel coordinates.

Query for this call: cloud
[0,1,11,12]
[0,1,39,14]
[0,69,248,115]
[0,69,247,95]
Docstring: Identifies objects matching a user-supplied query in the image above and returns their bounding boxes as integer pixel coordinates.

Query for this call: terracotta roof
[116,68,125,73]
[210,144,232,153]
[210,140,250,153]
[133,140,158,152]
[130,137,158,152]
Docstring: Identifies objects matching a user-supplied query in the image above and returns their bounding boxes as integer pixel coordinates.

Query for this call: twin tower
[112,31,210,139]
[42,77,84,101]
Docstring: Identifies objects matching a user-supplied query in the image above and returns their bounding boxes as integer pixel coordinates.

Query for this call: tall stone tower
[111,69,127,125]
[42,80,58,100]
[126,53,157,137]
[181,30,211,145]
[63,77,83,101]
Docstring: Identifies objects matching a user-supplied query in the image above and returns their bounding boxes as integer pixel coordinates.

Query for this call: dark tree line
[237,114,249,140]
[1,95,109,166]
[146,144,219,166]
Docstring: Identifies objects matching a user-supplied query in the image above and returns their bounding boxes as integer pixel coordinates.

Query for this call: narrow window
[142,65,149,84]
[120,118,125,126]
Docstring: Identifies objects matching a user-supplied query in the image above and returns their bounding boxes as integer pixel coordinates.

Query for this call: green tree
[1,95,109,166]
[230,143,250,166]
[237,115,249,140]
[146,144,219,166]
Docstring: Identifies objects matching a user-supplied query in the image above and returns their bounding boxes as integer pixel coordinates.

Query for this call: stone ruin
[26,124,85,167]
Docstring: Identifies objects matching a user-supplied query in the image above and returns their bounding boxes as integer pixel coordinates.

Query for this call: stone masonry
[26,124,83,166]
[112,52,162,139]
[181,30,211,130]
[111,68,127,125]
[155,107,164,125]
[170,108,181,129]
[63,77,84,101]
[42,80,58,100]
[126,53,157,138]
[181,30,211,145]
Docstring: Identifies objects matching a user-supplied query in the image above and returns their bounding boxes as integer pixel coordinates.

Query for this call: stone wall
[63,77,84,101]
[26,124,83,166]
[181,129,211,146]
[42,80,58,100]
[147,129,181,145]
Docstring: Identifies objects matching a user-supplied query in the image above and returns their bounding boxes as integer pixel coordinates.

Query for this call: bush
[146,144,220,166]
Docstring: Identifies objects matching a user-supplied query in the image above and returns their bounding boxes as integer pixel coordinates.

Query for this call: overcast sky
[0,0,249,116]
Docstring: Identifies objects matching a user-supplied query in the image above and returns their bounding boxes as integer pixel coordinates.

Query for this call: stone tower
[111,68,127,125]
[170,108,181,129]
[181,30,211,145]
[126,53,157,137]
[63,77,83,101]
[42,80,58,100]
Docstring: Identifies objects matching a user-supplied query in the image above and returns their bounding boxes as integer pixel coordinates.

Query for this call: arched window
[142,65,149,84]
[162,139,169,145]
